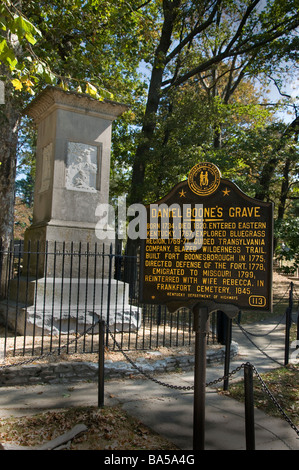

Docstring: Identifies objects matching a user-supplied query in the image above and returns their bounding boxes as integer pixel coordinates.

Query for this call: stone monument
[2,86,140,335]
[25,86,124,256]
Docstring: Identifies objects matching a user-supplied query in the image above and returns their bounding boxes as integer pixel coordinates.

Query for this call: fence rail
[0,240,218,358]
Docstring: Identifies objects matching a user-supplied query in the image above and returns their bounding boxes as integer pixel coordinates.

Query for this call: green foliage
[128,0,299,205]
[275,218,299,273]
[21,0,155,101]
[139,73,277,202]
[1,0,298,250]
[1,0,153,100]
[0,0,53,93]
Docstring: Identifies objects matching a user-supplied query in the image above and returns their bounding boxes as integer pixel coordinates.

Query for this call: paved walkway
[0,315,298,451]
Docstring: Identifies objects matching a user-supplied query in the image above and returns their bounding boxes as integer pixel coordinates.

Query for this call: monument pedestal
[1,87,141,336]
[4,277,141,335]
[23,221,113,278]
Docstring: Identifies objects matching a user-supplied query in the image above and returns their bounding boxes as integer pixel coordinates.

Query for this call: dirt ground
[272,271,299,298]
[0,272,298,450]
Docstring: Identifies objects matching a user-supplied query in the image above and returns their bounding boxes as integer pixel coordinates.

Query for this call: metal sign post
[193,304,209,450]
[244,362,255,450]
[140,162,273,312]
[139,161,273,451]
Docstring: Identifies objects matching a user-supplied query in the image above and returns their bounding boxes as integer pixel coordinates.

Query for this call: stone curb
[0,342,238,386]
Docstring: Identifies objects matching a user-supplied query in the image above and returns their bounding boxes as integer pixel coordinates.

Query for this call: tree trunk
[254,156,278,201]
[0,76,21,248]
[277,119,299,220]
[129,0,181,204]
[256,116,299,203]
[0,74,22,296]
[277,157,291,221]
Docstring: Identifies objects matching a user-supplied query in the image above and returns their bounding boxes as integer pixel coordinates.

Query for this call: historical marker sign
[140,162,273,312]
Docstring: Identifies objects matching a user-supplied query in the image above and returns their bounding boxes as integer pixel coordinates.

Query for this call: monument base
[23,221,115,278]
[0,277,141,336]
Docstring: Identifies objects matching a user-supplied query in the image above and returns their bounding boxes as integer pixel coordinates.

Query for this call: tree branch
[222,0,261,56]
[163,11,299,91]
[165,0,221,65]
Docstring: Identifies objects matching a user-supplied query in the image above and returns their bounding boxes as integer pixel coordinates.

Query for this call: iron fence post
[193,304,209,451]
[223,316,232,391]
[1,239,195,357]
[285,282,293,366]
[98,320,105,407]
[106,244,113,347]
[244,362,255,450]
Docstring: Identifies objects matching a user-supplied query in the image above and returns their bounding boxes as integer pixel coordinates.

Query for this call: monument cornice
[24,86,129,124]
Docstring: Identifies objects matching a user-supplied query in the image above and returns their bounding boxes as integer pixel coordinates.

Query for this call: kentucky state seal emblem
[188,162,221,196]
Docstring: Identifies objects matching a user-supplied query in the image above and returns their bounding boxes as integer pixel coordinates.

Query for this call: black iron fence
[0,240,217,358]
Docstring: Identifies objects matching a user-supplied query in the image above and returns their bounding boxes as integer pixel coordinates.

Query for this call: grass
[221,364,299,429]
[239,298,290,324]
[222,315,299,430]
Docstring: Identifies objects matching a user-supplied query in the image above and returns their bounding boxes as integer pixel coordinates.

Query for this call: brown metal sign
[140,162,273,312]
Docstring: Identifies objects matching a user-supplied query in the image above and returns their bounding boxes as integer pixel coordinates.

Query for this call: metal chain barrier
[108,326,244,390]
[235,320,284,367]
[1,318,299,442]
[251,363,299,438]
[236,313,286,338]
[236,282,294,339]
[293,284,299,300]
[273,283,293,306]
[108,327,193,391]
[108,327,299,441]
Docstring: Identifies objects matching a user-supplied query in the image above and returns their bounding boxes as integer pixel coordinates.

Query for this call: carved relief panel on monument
[65,141,101,193]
